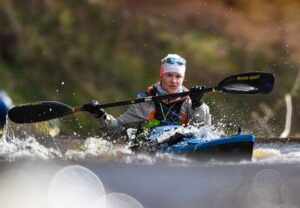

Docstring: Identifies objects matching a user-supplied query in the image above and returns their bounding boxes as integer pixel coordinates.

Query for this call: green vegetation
[0,0,299,137]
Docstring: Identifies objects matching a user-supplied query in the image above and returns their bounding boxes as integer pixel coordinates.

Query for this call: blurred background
[0,0,299,138]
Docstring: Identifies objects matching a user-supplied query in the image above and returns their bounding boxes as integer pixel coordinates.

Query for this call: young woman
[83,54,211,142]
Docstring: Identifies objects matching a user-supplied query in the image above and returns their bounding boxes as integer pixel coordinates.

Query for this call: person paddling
[82,54,211,147]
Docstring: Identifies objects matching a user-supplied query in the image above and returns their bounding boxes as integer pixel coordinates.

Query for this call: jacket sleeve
[95,103,148,139]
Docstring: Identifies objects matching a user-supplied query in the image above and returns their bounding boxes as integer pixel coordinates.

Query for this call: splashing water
[147,125,224,143]
[2,117,300,164]
[0,135,62,161]
[0,120,63,161]
[64,137,120,160]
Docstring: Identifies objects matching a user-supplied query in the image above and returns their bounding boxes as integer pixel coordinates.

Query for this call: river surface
[0,129,300,208]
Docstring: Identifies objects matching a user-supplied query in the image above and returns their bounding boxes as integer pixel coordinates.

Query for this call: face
[160,72,184,94]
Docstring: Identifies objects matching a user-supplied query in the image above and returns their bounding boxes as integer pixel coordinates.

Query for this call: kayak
[148,125,255,161]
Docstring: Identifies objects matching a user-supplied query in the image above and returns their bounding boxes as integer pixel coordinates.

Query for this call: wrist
[192,101,203,109]
[94,109,107,119]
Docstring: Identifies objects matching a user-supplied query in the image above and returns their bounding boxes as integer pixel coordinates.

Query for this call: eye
[166,73,173,78]
[176,74,182,79]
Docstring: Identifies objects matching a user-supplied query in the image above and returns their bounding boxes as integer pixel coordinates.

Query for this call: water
[1,125,300,208]
[1,159,300,208]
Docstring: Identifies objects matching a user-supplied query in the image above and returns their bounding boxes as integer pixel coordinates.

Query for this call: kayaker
[83,54,211,148]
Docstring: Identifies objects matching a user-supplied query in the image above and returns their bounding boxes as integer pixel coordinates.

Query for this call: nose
[170,75,177,82]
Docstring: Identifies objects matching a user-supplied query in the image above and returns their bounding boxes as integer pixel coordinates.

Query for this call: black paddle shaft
[100,71,275,108]
[8,72,275,123]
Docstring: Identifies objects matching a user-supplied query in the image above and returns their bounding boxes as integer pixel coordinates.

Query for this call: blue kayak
[148,125,255,161]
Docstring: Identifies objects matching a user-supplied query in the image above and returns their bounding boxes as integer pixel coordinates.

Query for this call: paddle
[8,72,275,124]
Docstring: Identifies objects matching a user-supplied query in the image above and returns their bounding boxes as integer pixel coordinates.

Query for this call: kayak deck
[159,134,255,161]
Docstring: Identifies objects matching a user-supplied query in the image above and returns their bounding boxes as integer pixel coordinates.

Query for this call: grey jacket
[96,95,211,139]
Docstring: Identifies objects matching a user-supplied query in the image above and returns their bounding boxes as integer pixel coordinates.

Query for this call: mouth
[169,85,178,90]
